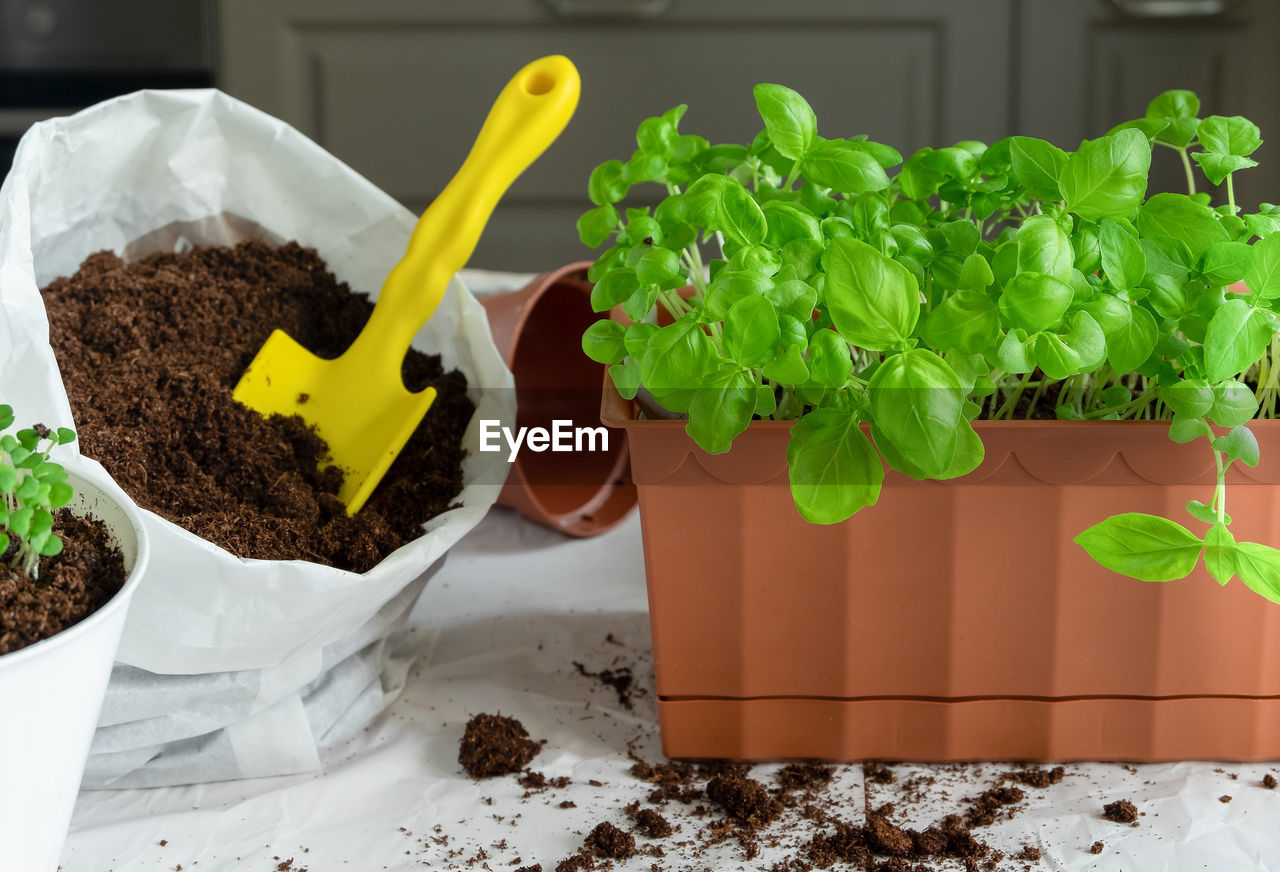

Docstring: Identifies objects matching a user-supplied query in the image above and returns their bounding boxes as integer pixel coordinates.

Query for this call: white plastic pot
[0,461,150,872]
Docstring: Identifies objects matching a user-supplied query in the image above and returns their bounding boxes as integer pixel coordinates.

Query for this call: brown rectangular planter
[602,379,1280,761]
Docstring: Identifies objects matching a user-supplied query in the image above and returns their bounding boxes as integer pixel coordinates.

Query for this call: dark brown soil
[633,808,672,838]
[458,714,541,779]
[1005,766,1064,789]
[41,241,473,572]
[1089,841,1104,854]
[778,763,835,794]
[573,661,636,710]
[0,511,126,656]
[582,822,635,859]
[1264,774,1278,789]
[706,769,783,827]
[1102,799,1138,823]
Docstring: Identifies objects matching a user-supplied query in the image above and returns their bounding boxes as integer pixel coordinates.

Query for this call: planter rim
[0,463,150,671]
[601,373,1280,431]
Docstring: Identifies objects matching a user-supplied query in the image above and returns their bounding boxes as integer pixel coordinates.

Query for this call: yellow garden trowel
[234,55,580,516]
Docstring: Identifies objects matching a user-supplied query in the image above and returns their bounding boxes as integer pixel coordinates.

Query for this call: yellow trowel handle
[350,55,581,371]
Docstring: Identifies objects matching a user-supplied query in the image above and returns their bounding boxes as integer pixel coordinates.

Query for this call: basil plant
[580,86,1280,603]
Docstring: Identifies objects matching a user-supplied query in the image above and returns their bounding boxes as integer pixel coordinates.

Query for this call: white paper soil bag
[0,89,514,782]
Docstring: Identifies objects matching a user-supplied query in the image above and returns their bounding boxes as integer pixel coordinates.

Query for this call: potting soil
[0,512,126,655]
[41,241,474,573]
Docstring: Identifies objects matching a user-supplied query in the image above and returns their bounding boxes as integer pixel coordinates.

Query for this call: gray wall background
[220,0,1280,271]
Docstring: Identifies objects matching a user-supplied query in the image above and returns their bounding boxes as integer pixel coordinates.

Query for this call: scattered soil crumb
[706,770,783,827]
[965,786,1025,827]
[1089,841,1105,854]
[1102,800,1138,823]
[515,866,542,872]
[1015,844,1041,860]
[559,800,577,809]
[459,714,541,779]
[573,661,638,710]
[584,822,636,859]
[1264,774,1277,789]
[1219,795,1232,803]
[634,809,673,838]
[1005,766,1064,788]
[863,762,896,784]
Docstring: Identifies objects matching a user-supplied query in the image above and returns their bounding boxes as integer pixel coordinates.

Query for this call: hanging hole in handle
[525,70,556,96]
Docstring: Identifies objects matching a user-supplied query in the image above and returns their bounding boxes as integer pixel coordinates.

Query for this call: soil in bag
[41,240,474,573]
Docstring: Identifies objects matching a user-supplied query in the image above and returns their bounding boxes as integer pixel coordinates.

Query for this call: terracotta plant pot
[602,378,1280,762]
[482,262,636,536]
[0,463,150,872]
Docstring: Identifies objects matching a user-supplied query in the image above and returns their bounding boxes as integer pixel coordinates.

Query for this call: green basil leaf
[582,319,627,364]
[640,315,717,393]
[1160,379,1214,419]
[801,139,891,194]
[957,252,995,290]
[825,237,920,350]
[1212,423,1260,468]
[1034,332,1084,380]
[1059,129,1151,221]
[1200,240,1251,286]
[763,345,810,384]
[807,329,852,387]
[762,200,823,246]
[998,328,1034,374]
[1018,214,1074,280]
[1186,499,1227,526]
[681,174,767,246]
[588,160,627,206]
[1099,217,1147,290]
[787,407,883,524]
[635,247,680,286]
[590,268,639,312]
[923,289,1000,353]
[765,279,818,322]
[1074,512,1203,582]
[1244,233,1280,299]
[999,271,1073,333]
[1203,299,1272,382]
[753,83,817,161]
[1009,136,1069,201]
[1192,152,1259,186]
[1138,193,1230,259]
[705,269,773,320]
[624,323,657,359]
[868,348,964,477]
[1169,414,1212,444]
[1198,115,1263,158]
[1233,542,1280,604]
[1064,310,1106,369]
[578,204,619,249]
[724,295,781,368]
[686,366,758,454]
[1210,379,1259,428]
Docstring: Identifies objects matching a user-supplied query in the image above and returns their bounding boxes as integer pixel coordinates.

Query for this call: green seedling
[580,86,1280,603]
[0,404,76,579]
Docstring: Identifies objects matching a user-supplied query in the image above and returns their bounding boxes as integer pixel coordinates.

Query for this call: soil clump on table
[41,241,473,572]
[459,713,542,779]
[0,511,126,656]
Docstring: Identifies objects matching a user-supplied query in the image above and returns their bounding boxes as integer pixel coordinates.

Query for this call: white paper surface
[60,510,1280,872]
[0,88,516,676]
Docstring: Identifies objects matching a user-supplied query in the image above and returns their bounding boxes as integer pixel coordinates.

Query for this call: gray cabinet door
[1019,0,1280,210]
[220,0,1012,271]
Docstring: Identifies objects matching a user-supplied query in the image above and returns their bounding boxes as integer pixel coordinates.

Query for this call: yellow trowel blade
[233,328,437,516]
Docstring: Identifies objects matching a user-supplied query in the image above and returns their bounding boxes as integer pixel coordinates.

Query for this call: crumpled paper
[0,88,514,783]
